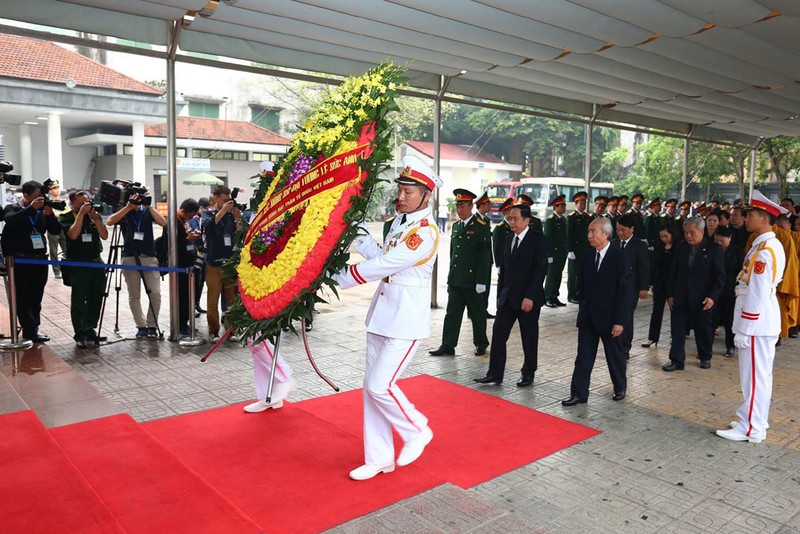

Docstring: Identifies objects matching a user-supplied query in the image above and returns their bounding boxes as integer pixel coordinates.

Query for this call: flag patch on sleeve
[754,261,766,274]
[406,233,423,250]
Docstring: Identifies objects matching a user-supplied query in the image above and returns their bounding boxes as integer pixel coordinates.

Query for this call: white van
[513,177,615,219]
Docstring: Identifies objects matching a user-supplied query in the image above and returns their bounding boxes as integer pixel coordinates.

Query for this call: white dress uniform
[246,338,294,404]
[333,206,439,466]
[730,230,785,441]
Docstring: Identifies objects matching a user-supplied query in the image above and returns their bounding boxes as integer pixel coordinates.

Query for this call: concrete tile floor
[1,223,799,532]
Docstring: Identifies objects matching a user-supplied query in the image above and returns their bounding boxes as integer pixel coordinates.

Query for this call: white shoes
[349,462,395,481]
[243,399,283,413]
[397,426,434,467]
[242,377,298,414]
[716,428,762,443]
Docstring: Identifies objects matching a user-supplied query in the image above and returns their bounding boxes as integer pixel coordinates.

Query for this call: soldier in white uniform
[332,155,442,481]
[716,189,787,444]
[241,338,297,413]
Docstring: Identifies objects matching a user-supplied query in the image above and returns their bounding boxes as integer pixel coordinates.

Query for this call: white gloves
[548,257,554,264]
[733,334,750,349]
[475,284,487,294]
[568,252,576,260]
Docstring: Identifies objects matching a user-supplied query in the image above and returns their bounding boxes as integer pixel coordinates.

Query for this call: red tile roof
[0,33,161,95]
[145,117,290,145]
[406,141,508,165]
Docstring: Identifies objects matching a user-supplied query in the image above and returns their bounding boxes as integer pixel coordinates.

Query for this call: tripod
[96,221,163,341]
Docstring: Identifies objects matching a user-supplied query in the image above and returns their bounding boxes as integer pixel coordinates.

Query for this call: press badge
[186,244,195,252]
[134,231,145,241]
[224,234,232,247]
[81,233,92,243]
[31,234,45,249]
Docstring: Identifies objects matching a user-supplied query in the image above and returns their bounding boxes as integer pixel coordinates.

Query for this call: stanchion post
[0,257,33,350]
[266,331,281,404]
[179,267,204,347]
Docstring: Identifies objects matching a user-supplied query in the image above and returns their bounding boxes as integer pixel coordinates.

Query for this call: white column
[47,113,63,182]
[18,123,33,182]
[132,121,145,184]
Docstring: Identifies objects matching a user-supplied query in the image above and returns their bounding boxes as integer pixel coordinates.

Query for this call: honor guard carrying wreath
[332,155,441,480]
[429,188,492,356]
[717,190,787,444]
[566,191,591,303]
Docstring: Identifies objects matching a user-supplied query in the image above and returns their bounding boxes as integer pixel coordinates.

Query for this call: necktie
[621,240,626,249]
[400,214,407,225]
[512,236,519,255]
[595,251,601,271]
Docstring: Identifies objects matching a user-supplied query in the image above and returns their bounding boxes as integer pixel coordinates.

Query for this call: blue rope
[8,257,189,274]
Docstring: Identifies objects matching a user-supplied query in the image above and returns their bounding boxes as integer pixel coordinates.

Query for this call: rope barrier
[8,257,190,274]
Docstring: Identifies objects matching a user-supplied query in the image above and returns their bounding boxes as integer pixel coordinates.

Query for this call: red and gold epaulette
[420,219,429,227]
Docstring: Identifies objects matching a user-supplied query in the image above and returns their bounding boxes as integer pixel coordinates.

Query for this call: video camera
[99,179,152,208]
[0,161,22,186]
[38,178,67,210]
[230,187,247,211]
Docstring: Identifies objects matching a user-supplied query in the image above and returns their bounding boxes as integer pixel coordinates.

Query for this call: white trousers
[363,332,428,465]
[248,339,293,401]
[733,335,776,441]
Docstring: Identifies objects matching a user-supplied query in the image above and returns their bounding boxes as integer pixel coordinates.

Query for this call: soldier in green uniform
[590,195,608,221]
[626,193,646,240]
[516,194,544,234]
[382,198,400,241]
[59,190,108,348]
[475,191,493,317]
[566,191,591,303]
[617,195,629,219]
[475,191,491,223]
[644,198,667,248]
[605,196,619,234]
[492,198,514,273]
[430,189,492,356]
[544,194,568,307]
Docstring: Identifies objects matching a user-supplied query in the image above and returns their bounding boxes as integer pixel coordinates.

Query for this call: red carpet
[49,414,262,534]
[0,411,124,534]
[0,375,599,534]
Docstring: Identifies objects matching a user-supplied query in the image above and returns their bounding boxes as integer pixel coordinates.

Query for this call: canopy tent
[4,0,799,336]
[183,172,224,186]
[3,0,800,145]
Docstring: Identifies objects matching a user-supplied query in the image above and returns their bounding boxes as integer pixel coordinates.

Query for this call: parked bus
[485,181,523,222]
[513,177,615,219]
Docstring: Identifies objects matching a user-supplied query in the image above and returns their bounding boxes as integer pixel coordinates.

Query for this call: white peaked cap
[396,154,442,190]
[749,189,788,217]
[258,161,275,173]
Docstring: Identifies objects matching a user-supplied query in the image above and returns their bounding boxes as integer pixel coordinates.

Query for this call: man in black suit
[562,218,634,406]
[613,214,651,359]
[475,204,548,387]
[664,217,725,371]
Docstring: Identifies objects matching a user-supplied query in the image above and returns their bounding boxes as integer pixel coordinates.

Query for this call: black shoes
[28,332,50,343]
[486,312,495,319]
[195,305,206,314]
[474,345,488,356]
[473,375,502,385]
[641,340,657,348]
[724,348,734,357]
[561,396,587,407]
[516,374,534,387]
[545,301,557,308]
[429,346,455,356]
[662,362,684,372]
[699,360,711,369]
[304,321,313,332]
[567,297,580,304]
[612,391,626,401]
[554,299,567,307]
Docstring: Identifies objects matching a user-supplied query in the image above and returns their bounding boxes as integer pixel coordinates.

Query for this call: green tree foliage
[761,136,800,199]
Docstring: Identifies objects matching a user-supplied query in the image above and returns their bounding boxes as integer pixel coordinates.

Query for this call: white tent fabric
[4,0,800,144]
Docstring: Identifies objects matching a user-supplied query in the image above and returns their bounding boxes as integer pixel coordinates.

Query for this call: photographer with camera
[202,185,242,341]
[45,180,69,279]
[106,192,167,338]
[0,180,63,343]
[59,191,109,348]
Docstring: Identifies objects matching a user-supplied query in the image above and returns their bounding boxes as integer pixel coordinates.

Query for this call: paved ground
[1,222,799,532]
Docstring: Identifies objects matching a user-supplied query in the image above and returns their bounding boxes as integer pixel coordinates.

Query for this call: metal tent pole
[166,20,183,342]
[430,75,451,309]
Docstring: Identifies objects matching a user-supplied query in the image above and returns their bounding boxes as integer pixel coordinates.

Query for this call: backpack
[154,231,168,270]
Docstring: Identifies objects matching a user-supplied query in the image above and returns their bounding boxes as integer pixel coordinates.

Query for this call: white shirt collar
[460,214,474,226]
[512,226,529,249]
[596,241,611,264]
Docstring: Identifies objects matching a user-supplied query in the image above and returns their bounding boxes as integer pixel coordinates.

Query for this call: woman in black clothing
[642,224,679,347]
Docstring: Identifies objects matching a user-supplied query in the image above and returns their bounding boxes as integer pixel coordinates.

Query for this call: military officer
[605,196,619,234]
[716,190,786,444]
[333,155,441,480]
[566,191,592,303]
[626,193,646,240]
[644,197,667,264]
[617,195,629,218]
[475,191,491,223]
[590,195,608,220]
[544,194,568,307]
[492,198,514,272]
[430,189,492,356]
